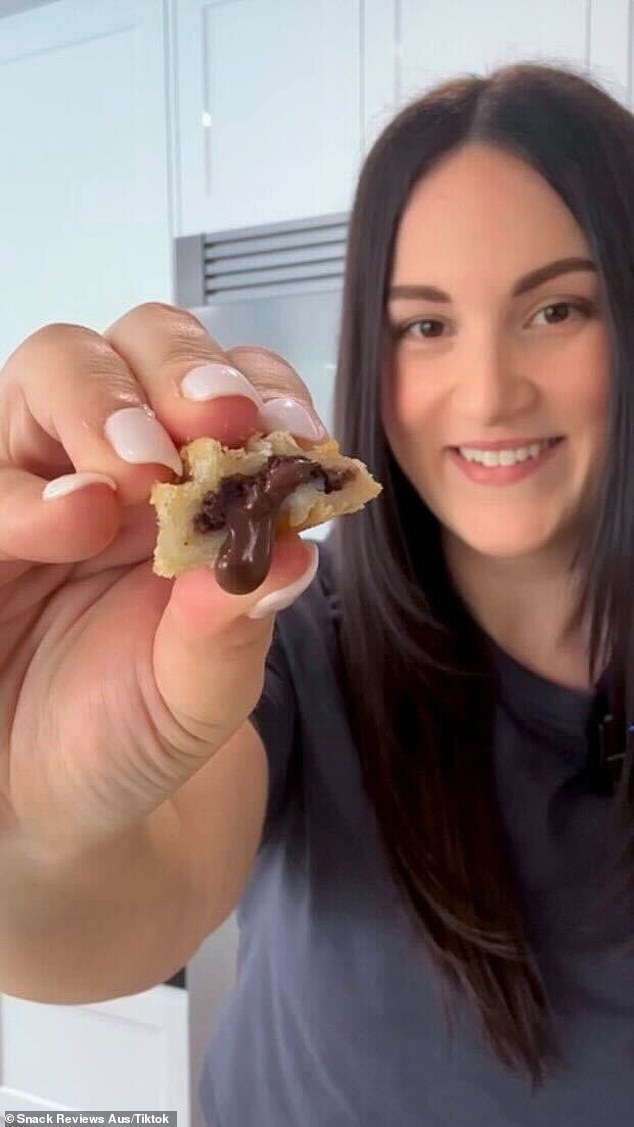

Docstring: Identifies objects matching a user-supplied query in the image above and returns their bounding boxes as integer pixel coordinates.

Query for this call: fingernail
[180,363,263,406]
[248,542,319,620]
[42,472,118,500]
[259,397,327,441]
[104,406,182,475]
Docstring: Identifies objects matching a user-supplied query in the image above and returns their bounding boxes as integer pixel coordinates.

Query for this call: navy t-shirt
[199,537,634,1126]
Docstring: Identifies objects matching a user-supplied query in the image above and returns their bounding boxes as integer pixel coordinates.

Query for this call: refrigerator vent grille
[174,213,349,306]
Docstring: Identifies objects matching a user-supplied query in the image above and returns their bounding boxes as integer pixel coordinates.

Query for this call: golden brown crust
[149,429,382,578]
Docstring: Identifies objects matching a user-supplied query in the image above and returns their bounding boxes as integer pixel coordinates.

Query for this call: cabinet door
[589,0,631,105]
[397,0,630,110]
[361,0,398,153]
[0,985,189,1117]
[0,0,173,369]
[361,0,632,162]
[173,0,362,235]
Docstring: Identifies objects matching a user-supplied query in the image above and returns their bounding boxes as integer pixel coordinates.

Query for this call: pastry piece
[150,429,382,594]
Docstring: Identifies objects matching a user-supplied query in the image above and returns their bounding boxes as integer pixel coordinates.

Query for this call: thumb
[152,536,318,750]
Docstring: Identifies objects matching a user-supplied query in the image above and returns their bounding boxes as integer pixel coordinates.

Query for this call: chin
[464,538,551,560]
[444,518,564,561]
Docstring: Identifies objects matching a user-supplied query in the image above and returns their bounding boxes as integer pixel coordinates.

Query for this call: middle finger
[104,302,264,449]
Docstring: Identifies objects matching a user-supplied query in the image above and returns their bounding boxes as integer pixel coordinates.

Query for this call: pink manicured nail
[104,406,182,474]
[42,472,118,500]
[180,363,263,406]
[248,542,319,619]
[259,397,327,441]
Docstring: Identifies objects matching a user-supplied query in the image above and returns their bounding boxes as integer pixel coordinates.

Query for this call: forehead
[391,144,589,279]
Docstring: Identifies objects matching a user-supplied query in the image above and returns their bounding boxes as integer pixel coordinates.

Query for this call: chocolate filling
[193,453,354,594]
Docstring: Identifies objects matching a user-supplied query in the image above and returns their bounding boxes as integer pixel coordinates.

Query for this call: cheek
[566,330,611,439]
[381,363,441,502]
[587,362,611,416]
[381,359,435,444]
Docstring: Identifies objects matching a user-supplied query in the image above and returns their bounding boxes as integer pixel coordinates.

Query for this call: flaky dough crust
[149,429,382,578]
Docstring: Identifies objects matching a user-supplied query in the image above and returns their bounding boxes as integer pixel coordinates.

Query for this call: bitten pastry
[150,429,382,594]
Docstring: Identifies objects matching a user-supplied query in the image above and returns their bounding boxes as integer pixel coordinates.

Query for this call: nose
[450,332,536,424]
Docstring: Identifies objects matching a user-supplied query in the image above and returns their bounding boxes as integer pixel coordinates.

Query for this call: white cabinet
[588,0,632,102]
[396,0,630,107]
[0,0,185,1115]
[0,985,189,1118]
[172,0,363,235]
[0,0,173,369]
[173,0,634,240]
[361,0,399,152]
[361,0,633,161]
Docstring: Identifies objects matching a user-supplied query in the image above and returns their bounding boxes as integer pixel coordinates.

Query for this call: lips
[447,436,564,486]
[451,436,563,452]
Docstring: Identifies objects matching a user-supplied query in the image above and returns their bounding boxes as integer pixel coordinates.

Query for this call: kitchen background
[0,0,632,1122]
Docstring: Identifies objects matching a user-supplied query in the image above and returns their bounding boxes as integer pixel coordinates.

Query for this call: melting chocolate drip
[193,454,353,594]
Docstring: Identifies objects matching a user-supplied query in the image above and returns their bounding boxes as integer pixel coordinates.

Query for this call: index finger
[104,303,264,450]
[105,304,329,451]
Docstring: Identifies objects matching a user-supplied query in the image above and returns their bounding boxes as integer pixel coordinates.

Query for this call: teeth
[457,440,553,467]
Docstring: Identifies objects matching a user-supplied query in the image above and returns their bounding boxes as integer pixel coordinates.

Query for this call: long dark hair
[330,60,634,1087]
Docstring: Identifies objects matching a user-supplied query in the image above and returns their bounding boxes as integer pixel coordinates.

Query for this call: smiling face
[381,144,611,568]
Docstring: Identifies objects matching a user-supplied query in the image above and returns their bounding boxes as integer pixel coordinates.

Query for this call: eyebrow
[387,257,597,303]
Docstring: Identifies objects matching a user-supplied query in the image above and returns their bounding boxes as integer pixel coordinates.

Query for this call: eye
[394,317,447,341]
[392,299,594,341]
[529,300,592,327]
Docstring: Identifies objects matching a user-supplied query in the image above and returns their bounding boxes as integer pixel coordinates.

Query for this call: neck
[441,530,602,692]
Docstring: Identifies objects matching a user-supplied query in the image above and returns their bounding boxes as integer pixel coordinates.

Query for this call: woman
[1,60,633,1125]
